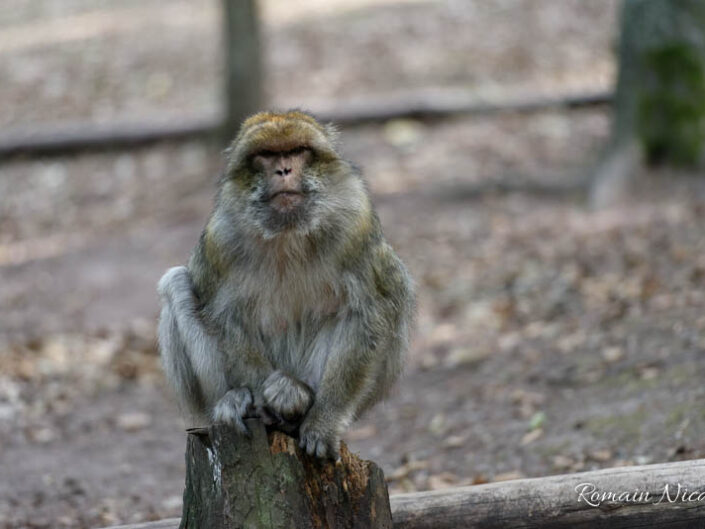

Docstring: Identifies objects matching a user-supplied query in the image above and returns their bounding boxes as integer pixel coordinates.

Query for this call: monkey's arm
[299,244,414,459]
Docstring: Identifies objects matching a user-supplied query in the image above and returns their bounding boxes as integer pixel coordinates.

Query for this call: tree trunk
[592,0,705,205]
[222,0,262,142]
[180,419,393,529]
[613,0,705,166]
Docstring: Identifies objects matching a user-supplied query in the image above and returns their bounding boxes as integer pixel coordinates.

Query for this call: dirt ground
[2,1,705,528]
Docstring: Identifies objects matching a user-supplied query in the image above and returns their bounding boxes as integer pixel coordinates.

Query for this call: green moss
[637,43,705,166]
[596,362,697,396]
[536,440,572,459]
[584,406,649,446]
[596,369,658,393]
[664,403,690,430]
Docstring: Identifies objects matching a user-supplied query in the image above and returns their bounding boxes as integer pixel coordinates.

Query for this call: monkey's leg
[298,316,380,460]
[158,299,208,423]
[159,267,251,432]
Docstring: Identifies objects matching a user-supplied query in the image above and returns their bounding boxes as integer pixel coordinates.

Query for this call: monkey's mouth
[267,190,305,212]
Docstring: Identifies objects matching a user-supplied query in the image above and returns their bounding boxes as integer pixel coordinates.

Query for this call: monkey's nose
[275,168,292,176]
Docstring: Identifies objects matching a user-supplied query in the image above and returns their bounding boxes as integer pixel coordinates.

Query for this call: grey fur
[262,370,314,423]
[213,387,254,435]
[157,112,415,458]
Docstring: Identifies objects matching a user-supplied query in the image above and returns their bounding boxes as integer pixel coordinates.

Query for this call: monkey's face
[223,111,361,240]
[251,147,312,215]
[244,146,326,236]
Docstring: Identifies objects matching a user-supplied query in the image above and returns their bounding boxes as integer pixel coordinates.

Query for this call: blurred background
[2,0,705,527]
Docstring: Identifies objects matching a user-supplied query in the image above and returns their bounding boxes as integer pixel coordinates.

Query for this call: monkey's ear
[223,141,251,176]
[223,142,236,162]
[324,123,341,147]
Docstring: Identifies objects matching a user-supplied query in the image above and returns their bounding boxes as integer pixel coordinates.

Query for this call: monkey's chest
[215,267,343,337]
[256,280,342,335]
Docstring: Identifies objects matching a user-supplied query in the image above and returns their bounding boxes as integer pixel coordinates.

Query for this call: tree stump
[180,419,393,529]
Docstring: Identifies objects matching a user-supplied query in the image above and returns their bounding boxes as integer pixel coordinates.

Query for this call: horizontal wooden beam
[0,116,219,158]
[391,458,705,529]
[0,90,611,158]
[314,88,612,125]
[98,458,705,529]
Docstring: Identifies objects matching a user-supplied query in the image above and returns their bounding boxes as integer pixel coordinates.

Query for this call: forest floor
[2,1,705,528]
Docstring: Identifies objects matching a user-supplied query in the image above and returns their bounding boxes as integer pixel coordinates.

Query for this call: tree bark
[613,0,705,166]
[179,419,392,529]
[592,0,705,206]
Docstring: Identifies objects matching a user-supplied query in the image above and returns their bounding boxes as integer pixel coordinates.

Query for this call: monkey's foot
[262,370,313,423]
[212,388,254,436]
[299,420,340,460]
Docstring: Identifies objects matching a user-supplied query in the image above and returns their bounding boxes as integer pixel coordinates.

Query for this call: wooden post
[179,419,393,529]
[222,0,262,142]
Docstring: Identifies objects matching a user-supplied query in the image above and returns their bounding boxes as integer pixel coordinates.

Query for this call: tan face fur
[251,147,313,214]
[222,111,348,237]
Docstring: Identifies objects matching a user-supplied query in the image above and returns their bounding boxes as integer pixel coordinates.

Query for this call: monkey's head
[221,111,367,239]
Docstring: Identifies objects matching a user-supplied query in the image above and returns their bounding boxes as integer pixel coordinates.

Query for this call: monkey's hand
[262,370,313,426]
[298,412,341,460]
[212,387,254,436]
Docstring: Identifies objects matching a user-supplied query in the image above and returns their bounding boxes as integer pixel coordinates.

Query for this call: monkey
[157,110,414,459]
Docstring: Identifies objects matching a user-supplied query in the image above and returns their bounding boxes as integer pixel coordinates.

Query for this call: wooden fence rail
[0,90,610,158]
[100,458,705,529]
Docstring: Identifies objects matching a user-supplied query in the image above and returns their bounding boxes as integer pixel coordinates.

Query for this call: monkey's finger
[215,414,251,438]
[255,405,278,426]
[213,399,252,438]
[318,438,340,461]
[299,434,335,460]
[327,440,341,462]
[299,435,316,457]
[231,416,251,438]
[314,440,329,459]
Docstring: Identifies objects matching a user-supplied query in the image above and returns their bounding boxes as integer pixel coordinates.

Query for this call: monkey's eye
[288,146,310,156]
[255,149,276,158]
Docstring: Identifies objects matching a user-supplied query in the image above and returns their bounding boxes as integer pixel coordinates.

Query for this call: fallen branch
[0,90,611,158]
[98,457,705,529]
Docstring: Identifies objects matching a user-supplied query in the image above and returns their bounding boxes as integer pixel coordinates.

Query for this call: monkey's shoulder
[187,227,231,303]
[368,241,413,302]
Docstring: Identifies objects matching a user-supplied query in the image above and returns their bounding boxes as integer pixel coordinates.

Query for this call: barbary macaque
[157,111,414,459]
